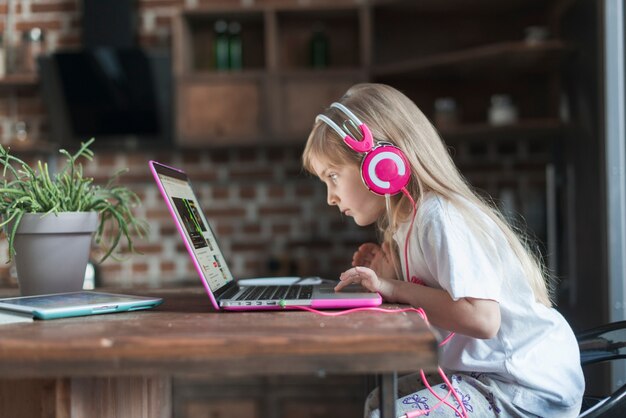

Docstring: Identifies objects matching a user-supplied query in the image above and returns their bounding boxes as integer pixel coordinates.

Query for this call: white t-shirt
[393,193,584,417]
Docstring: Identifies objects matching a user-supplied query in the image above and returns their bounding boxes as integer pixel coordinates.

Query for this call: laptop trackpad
[315,283,373,296]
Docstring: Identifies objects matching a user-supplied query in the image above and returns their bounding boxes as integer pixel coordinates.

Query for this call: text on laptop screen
[155,169,234,292]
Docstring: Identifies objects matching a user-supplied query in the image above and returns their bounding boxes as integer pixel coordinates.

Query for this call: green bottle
[228,21,242,70]
[213,20,229,71]
[310,22,329,69]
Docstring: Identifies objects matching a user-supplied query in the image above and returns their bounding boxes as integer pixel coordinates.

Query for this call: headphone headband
[315,114,345,139]
[317,102,373,153]
[331,102,363,125]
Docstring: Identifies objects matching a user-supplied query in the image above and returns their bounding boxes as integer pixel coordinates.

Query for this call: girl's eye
[328,173,339,184]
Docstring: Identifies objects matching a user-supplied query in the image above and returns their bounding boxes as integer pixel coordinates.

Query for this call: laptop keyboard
[233,285,313,301]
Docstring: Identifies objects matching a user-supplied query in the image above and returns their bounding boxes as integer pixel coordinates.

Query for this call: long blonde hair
[302,83,553,307]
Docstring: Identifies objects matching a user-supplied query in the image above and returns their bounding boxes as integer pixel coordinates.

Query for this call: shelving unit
[172,3,369,147]
[172,0,573,148]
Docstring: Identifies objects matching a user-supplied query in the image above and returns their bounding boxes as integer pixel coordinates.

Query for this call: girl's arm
[337,266,501,340]
[390,280,500,339]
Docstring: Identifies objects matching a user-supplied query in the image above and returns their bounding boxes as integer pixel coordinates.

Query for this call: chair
[577,320,626,417]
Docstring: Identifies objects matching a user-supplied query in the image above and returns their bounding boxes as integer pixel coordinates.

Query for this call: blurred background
[0,0,624,415]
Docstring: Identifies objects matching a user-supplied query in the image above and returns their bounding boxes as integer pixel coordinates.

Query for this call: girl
[302,84,584,417]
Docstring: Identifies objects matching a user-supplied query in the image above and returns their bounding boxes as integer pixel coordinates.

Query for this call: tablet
[0,291,163,320]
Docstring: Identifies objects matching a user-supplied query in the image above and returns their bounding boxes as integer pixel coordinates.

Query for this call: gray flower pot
[13,212,98,296]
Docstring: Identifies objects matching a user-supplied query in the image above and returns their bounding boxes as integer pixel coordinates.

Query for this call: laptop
[149,161,382,311]
[0,291,163,320]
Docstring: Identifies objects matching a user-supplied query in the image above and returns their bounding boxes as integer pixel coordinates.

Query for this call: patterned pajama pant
[364,372,541,417]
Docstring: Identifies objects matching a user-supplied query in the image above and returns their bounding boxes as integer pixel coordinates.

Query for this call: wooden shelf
[180,68,376,83]
[0,74,38,89]
[180,70,267,81]
[276,68,366,78]
[373,40,573,79]
[176,76,267,147]
[371,0,549,13]
[1,140,53,153]
[439,118,566,141]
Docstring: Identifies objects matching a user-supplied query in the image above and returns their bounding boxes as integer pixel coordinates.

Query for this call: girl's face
[310,155,386,226]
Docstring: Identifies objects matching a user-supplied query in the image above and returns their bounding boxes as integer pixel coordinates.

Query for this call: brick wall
[86,146,377,288]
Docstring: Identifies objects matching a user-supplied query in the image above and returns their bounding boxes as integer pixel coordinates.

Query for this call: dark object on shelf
[434,97,459,128]
[310,22,330,69]
[213,20,229,70]
[38,48,172,147]
[20,27,45,74]
[228,21,243,70]
[0,33,6,77]
[488,94,518,126]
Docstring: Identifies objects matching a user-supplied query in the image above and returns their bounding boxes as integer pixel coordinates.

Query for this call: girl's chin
[352,209,385,226]
[353,217,377,227]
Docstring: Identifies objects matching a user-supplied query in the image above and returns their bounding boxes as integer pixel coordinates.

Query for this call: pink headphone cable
[289,305,467,418]
[292,305,429,322]
[399,368,468,418]
[401,188,417,283]
[400,188,456,347]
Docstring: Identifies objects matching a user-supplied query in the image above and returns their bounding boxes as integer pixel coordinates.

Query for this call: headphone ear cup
[360,145,411,195]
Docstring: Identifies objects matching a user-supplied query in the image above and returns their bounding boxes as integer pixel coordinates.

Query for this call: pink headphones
[316,102,411,196]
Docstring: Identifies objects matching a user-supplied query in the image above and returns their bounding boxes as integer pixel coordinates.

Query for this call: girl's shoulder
[416,192,454,221]
[396,192,479,241]
[416,192,492,231]
[412,192,451,234]
[417,191,444,212]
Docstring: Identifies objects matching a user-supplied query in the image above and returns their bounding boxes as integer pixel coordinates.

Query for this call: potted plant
[0,138,147,295]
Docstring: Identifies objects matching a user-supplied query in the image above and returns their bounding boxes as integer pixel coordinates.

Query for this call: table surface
[0,288,438,379]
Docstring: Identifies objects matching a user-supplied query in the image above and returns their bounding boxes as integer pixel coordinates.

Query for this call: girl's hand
[336,266,396,302]
[351,242,397,281]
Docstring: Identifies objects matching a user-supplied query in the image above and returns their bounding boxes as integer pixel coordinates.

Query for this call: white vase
[13,212,98,296]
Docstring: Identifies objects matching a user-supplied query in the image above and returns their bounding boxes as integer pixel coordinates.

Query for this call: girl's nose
[327,189,338,206]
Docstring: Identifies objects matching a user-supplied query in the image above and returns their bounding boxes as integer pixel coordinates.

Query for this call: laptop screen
[151,162,234,292]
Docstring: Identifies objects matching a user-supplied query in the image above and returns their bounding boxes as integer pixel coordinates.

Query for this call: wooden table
[0,288,438,418]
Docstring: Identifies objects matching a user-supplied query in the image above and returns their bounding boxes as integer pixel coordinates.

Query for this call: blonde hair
[303,83,554,307]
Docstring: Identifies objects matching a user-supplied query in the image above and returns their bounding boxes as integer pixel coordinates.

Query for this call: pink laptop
[149,161,382,311]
